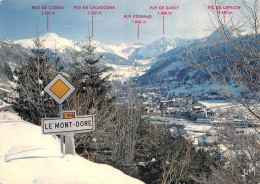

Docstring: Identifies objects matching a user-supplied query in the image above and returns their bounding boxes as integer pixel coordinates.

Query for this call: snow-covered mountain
[15,33,141,66]
[1,31,227,86]
[94,41,143,59]
[16,33,143,60]
[0,39,31,65]
[0,39,32,83]
[15,33,81,53]
[129,37,195,61]
[0,34,147,82]
[15,33,197,64]
[138,27,245,97]
[206,26,233,42]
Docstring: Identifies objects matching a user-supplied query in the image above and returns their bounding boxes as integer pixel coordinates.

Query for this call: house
[225,120,249,128]
[193,110,207,118]
[0,87,19,103]
[197,118,212,124]
[7,91,19,103]
[193,105,203,111]
[198,135,220,146]
[0,87,10,100]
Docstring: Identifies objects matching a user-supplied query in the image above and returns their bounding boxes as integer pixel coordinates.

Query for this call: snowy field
[0,111,143,184]
[199,100,231,108]
[198,100,242,110]
[104,64,149,81]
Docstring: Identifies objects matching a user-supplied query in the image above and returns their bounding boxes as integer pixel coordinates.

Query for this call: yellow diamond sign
[44,74,75,104]
[50,80,70,99]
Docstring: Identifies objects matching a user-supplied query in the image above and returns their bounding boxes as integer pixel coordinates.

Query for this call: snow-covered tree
[67,36,115,161]
[13,33,58,125]
[67,36,113,115]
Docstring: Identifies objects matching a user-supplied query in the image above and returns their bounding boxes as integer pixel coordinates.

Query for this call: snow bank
[0,112,144,184]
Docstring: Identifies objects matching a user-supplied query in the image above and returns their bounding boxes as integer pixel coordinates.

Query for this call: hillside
[129,37,195,61]
[0,111,144,184]
[138,28,257,97]
[0,39,31,83]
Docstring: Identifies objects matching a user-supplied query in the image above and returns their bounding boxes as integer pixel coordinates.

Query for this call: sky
[0,0,246,44]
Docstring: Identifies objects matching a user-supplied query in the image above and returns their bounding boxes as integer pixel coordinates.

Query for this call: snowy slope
[93,41,143,59]
[129,37,195,61]
[129,37,175,60]
[104,64,149,82]
[137,28,239,96]
[15,33,81,53]
[0,39,32,83]
[0,39,31,65]
[15,33,142,59]
[0,112,144,184]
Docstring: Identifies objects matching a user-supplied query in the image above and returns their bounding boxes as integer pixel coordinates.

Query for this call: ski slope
[0,112,143,184]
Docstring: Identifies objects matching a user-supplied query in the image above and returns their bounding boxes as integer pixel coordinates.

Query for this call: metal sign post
[42,73,95,156]
[65,132,75,155]
[59,104,65,155]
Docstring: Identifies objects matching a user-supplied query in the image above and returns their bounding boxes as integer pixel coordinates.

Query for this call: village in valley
[115,79,260,150]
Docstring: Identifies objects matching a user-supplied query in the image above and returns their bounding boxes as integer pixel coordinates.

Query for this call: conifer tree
[67,36,115,160]
[13,33,58,125]
[68,36,114,115]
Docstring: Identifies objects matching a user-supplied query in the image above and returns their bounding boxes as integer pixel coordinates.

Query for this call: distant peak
[161,36,169,40]
[156,37,169,41]
[43,33,60,39]
[151,37,175,46]
[207,26,233,41]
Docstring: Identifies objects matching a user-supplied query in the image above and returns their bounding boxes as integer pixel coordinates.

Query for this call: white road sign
[44,74,75,104]
[42,115,95,134]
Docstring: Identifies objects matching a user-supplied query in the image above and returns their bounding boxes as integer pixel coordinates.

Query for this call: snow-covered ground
[104,64,149,81]
[198,100,242,110]
[0,100,11,111]
[199,100,231,108]
[0,111,144,184]
[135,58,157,66]
[0,99,7,107]
[150,117,216,146]
[185,122,215,146]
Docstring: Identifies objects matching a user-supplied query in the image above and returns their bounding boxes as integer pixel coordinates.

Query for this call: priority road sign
[44,74,75,104]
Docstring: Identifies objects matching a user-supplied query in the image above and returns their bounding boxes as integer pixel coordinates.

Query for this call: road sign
[62,111,76,119]
[42,115,95,134]
[44,74,75,104]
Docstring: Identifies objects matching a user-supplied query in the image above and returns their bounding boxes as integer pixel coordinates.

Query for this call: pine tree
[67,36,114,115]
[13,33,58,125]
[67,36,115,161]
